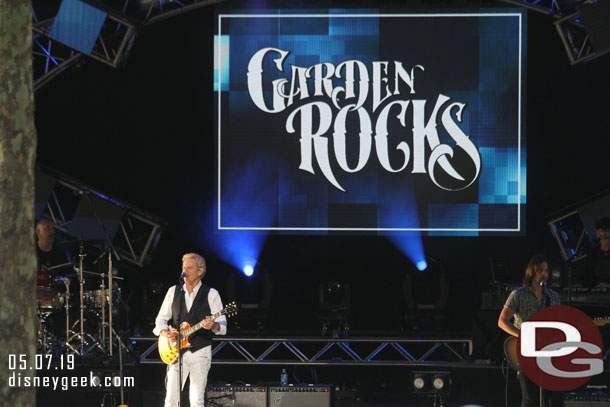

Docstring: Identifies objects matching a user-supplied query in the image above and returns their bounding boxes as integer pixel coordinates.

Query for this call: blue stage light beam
[380,179,426,270]
[388,231,426,272]
[202,155,276,275]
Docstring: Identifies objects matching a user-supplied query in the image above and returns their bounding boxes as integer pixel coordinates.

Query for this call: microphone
[540,280,550,299]
[179,271,187,283]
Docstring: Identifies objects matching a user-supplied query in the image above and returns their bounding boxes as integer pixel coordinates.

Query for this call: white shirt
[153,281,227,336]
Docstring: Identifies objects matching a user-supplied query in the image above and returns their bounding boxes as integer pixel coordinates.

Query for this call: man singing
[154,253,227,407]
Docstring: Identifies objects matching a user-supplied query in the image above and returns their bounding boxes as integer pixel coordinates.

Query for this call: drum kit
[36,239,127,357]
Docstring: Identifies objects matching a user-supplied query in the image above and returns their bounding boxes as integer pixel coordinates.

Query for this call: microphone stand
[81,189,122,262]
[100,323,129,407]
[177,276,185,407]
[566,227,586,307]
[78,241,86,356]
[81,188,122,354]
[539,281,551,407]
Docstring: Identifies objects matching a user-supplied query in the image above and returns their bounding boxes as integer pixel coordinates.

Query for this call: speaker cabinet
[206,385,267,407]
[268,385,331,407]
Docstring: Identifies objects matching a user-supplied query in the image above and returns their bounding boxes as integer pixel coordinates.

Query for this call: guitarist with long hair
[153,253,227,407]
[497,254,563,407]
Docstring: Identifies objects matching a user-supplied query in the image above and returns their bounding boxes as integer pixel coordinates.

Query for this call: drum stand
[98,252,125,355]
[36,309,55,354]
[53,276,72,350]
[64,244,104,356]
[96,271,115,354]
[59,245,125,358]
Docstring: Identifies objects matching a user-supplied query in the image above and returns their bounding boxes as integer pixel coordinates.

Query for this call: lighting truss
[31,1,137,91]
[31,0,225,90]
[554,10,603,64]
[32,1,84,91]
[36,164,166,267]
[496,0,563,15]
[498,0,610,64]
[133,336,473,367]
[133,0,225,25]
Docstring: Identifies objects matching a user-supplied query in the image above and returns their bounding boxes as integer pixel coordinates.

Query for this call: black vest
[170,284,213,352]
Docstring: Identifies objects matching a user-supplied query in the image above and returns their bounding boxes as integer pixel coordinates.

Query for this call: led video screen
[215,9,526,235]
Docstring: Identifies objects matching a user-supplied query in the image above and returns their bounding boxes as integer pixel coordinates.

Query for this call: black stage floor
[32,341,610,407]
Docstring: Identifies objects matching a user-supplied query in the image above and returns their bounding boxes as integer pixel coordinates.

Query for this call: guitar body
[504,336,521,372]
[158,322,193,365]
[157,302,237,365]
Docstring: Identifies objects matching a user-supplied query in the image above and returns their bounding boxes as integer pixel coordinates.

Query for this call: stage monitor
[214,9,527,236]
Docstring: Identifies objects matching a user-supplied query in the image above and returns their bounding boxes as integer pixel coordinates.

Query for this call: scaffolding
[133,336,473,367]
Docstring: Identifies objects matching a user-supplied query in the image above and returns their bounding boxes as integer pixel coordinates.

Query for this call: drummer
[35,219,70,273]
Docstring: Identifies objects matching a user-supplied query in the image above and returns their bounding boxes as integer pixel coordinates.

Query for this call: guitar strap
[170,285,184,330]
[170,284,211,328]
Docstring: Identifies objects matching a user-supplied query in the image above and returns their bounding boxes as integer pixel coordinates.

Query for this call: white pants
[165,346,212,407]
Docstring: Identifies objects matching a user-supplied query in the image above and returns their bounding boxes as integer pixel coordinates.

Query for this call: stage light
[243,264,254,277]
[412,374,425,391]
[433,376,445,390]
[318,280,351,336]
[416,259,428,271]
[410,371,451,394]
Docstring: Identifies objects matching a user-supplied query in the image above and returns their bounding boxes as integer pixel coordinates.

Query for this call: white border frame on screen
[217,12,523,233]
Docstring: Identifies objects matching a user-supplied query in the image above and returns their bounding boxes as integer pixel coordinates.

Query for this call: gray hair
[182,253,206,272]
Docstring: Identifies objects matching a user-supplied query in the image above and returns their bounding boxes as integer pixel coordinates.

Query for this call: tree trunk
[0,0,37,406]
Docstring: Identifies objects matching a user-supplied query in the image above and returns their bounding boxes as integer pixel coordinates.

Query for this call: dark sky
[33,1,610,332]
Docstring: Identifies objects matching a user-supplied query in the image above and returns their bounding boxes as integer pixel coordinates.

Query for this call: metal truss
[36,164,166,267]
[113,211,164,267]
[134,0,225,25]
[32,0,225,91]
[498,0,609,64]
[32,2,83,91]
[133,336,473,367]
[554,10,602,65]
[32,1,137,91]
[497,0,564,15]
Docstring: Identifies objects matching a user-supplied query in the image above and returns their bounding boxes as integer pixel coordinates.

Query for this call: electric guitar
[158,301,238,365]
[504,317,610,372]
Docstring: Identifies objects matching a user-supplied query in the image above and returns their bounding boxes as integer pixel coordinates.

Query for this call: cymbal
[56,269,124,281]
[55,239,106,248]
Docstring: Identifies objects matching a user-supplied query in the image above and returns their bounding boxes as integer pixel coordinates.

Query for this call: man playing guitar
[154,253,226,407]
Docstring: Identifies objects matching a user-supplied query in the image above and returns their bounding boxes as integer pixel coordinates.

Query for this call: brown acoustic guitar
[504,317,610,372]
[158,301,238,365]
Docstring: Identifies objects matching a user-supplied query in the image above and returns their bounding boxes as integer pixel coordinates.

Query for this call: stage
[31,334,610,407]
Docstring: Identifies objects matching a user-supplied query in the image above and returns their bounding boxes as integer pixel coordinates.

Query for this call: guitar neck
[180,309,225,337]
